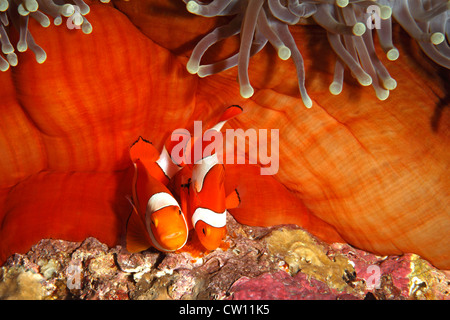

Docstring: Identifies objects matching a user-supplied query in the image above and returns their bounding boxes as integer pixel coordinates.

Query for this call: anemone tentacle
[184,0,450,107]
[0,0,110,71]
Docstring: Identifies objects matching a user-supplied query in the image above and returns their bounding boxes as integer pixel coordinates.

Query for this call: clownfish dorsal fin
[125,198,153,253]
[155,146,183,181]
[219,105,243,123]
[130,136,160,164]
[226,189,241,209]
[209,105,243,133]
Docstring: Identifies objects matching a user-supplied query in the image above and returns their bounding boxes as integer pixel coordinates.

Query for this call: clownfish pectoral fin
[225,189,241,209]
[130,136,160,164]
[125,200,153,253]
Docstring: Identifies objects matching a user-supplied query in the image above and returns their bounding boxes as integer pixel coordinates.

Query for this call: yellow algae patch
[266,228,354,292]
[408,254,450,300]
[0,266,46,300]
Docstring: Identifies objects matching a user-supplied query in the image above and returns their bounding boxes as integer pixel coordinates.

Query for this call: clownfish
[165,104,244,168]
[126,137,189,253]
[189,154,241,251]
[172,105,243,250]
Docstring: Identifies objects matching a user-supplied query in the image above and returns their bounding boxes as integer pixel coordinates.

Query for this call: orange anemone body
[0,4,195,262]
[0,1,449,269]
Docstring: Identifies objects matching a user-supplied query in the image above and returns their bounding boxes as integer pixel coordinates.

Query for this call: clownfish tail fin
[226,188,241,209]
[125,197,153,253]
[130,136,160,164]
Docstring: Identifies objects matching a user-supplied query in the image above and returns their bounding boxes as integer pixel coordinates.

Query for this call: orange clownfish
[173,105,243,251]
[188,154,240,251]
[126,137,189,253]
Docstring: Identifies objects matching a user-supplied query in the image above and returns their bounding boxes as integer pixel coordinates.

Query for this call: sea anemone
[0,0,449,270]
[184,0,450,107]
[0,0,110,71]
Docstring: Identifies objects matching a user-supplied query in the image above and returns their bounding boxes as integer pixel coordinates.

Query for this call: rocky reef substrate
[1,215,448,300]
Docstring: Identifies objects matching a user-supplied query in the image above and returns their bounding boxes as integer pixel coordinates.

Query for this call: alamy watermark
[366,5,381,30]
[65,4,384,32]
[66,6,83,30]
[365,265,381,290]
[66,260,82,290]
[169,121,279,175]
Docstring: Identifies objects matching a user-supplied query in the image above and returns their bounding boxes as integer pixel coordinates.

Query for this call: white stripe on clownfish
[191,106,243,191]
[155,146,183,180]
[192,207,227,229]
[145,192,188,252]
[192,153,219,193]
[147,192,181,213]
[209,119,227,133]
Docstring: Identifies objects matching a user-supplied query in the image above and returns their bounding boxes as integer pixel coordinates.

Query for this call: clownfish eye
[178,209,182,215]
[202,228,206,236]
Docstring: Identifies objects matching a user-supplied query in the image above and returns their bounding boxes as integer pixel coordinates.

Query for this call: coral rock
[1,217,448,300]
